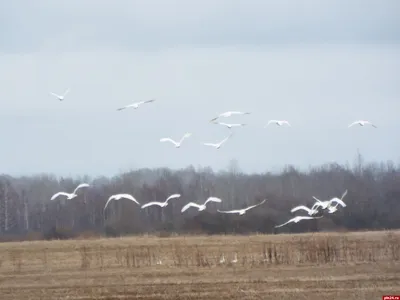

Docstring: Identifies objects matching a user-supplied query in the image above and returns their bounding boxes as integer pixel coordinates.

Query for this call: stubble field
[0,230,399,300]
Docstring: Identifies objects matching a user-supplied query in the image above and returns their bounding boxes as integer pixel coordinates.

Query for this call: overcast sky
[0,0,399,177]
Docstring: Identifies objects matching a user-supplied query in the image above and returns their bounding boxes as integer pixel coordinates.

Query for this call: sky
[0,0,399,177]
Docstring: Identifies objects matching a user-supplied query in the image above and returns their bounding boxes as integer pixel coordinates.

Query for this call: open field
[0,231,399,300]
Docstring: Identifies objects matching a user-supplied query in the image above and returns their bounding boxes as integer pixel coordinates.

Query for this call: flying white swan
[326,191,348,213]
[181,197,222,213]
[117,99,156,111]
[203,133,233,149]
[160,133,192,148]
[50,88,70,101]
[141,194,181,209]
[348,120,377,128]
[328,189,348,206]
[50,183,90,201]
[217,199,267,215]
[265,120,291,127]
[210,111,251,122]
[104,193,140,211]
[312,190,348,210]
[324,191,348,214]
[311,199,330,210]
[290,205,319,216]
[214,122,246,129]
[275,216,323,228]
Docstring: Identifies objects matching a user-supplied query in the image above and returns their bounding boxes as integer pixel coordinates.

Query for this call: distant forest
[0,152,399,241]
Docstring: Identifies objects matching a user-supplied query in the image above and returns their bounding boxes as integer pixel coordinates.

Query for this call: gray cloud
[1,0,399,52]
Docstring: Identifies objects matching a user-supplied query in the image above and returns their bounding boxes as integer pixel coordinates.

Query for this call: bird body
[348,120,377,128]
[117,99,155,111]
[210,111,250,122]
[217,199,266,215]
[160,133,192,148]
[141,194,181,209]
[203,133,233,149]
[50,88,70,101]
[265,120,291,127]
[181,197,222,213]
[275,216,323,228]
[50,183,90,201]
[104,193,140,211]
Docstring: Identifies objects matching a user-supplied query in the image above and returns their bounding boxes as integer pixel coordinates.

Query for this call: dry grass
[0,230,400,299]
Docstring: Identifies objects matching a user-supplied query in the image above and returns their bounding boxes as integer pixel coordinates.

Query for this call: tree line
[0,152,399,241]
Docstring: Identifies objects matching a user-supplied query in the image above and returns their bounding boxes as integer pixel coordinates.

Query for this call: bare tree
[0,151,399,240]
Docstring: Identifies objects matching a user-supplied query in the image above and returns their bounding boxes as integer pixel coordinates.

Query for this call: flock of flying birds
[49,89,377,150]
[50,183,348,228]
[48,89,363,229]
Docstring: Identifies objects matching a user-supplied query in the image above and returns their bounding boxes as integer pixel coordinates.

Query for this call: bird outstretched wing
[218,133,233,146]
[329,198,346,207]
[62,88,70,97]
[203,143,218,147]
[291,205,312,214]
[118,194,140,205]
[179,133,192,144]
[244,199,267,211]
[181,202,202,213]
[275,219,293,228]
[50,92,62,98]
[204,197,222,205]
[104,196,116,211]
[51,192,71,201]
[348,121,359,128]
[165,194,181,203]
[73,183,90,194]
[217,209,241,214]
[117,102,137,111]
[160,138,179,147]
[141,202,164,209]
